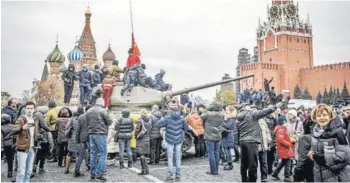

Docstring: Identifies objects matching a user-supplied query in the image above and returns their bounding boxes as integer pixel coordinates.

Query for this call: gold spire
[85,1,91,15]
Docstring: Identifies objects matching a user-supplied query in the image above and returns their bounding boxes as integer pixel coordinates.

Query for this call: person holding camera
[13,101,39,183]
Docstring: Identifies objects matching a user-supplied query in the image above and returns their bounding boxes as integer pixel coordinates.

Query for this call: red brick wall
[300,62,350,99]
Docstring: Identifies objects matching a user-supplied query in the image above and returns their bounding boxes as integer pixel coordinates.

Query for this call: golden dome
[85,8,91,15]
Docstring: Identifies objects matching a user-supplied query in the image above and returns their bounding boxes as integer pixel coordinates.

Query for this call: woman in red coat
[271,116,294,182]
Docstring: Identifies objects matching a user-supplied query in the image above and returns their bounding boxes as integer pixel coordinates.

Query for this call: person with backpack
[55,107,72,167]
[64,110,81,174]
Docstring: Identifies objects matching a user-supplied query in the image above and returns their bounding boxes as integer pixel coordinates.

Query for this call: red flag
[132,33,141,57]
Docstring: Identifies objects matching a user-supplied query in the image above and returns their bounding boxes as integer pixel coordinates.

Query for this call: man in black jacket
[236,102,282,182]
[293,135,314,182]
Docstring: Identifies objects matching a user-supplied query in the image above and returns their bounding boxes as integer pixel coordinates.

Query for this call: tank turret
[107,74,254,112]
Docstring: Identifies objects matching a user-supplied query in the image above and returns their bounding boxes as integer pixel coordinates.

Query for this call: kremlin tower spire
[78,2,97,69]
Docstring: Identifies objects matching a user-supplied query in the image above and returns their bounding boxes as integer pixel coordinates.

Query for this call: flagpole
[130,0,134,34]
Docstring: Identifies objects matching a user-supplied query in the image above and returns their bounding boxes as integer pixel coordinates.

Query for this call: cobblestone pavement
[1,153,284,182]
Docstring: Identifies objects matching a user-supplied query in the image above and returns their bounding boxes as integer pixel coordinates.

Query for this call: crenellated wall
[300,62,350,99]
[240,62,281,92]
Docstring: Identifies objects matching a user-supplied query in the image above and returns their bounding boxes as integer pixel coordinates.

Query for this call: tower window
[290,37,292,42]
[297,60,299,63]
[304,40,306,44]
[269,58,272,62]
[297,38,299,43]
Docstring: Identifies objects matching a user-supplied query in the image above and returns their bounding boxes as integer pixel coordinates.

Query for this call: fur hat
[151,105,159,112]
[140,108,148,117]
[288,109,298,118]
[96,98,105,107]
[169,102,179,111]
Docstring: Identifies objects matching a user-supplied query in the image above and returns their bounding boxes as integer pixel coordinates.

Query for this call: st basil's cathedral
[39,6,116,106]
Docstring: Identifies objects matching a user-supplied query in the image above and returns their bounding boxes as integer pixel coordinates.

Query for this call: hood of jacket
[68,63,75,71]
[170,111,181,120]
[207,101,222,112]
[151,110,162,118]
[82,64,89,72]
[122,110,130,118]
[112,60,119,66]
[274,125,286,134]
[58,107,72,118]
[141,116,150,123]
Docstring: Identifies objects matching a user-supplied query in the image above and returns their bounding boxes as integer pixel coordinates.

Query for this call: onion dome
[68,45,84,62]
[103,44,116,61]
[47,42,65,63]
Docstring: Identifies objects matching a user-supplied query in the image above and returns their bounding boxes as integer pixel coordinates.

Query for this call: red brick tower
[241,0,313,95]
[78,4,97,69]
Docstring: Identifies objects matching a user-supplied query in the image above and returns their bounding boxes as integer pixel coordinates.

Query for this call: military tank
[106,74,254,114]
[94,74,254,154]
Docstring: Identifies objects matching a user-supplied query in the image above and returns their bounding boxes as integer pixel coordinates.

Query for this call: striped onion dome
[103,44,116,61]
[47,44,65,63]
[68,45,84,62]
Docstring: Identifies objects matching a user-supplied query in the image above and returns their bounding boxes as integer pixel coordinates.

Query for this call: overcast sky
[1,0,350,100]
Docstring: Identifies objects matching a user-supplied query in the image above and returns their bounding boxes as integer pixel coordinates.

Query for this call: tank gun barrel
[171,74,254,96]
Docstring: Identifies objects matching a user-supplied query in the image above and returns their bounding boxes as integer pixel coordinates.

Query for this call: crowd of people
[2,93,350,182]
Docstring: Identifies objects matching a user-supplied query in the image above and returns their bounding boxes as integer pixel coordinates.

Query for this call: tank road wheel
[182,132,193,152]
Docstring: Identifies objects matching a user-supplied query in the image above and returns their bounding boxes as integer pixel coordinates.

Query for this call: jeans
[16,149,35,183]
[64,84,74,104]
[80,85,91,104]
[167,143,182,177]
[4,146,14,173]
[206,140,220,174]
[223,147,232,163]
[272,158,291,178]
[75,142,90,172]
[258,151,268,180]
[240,142,259,182]
[118,139,132,162]
[194,135,205,158]
[90,135,107,177]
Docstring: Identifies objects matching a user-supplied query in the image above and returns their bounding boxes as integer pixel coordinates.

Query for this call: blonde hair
[311,103,335,122]
[225,105,237,119]
[140,108,148,117]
